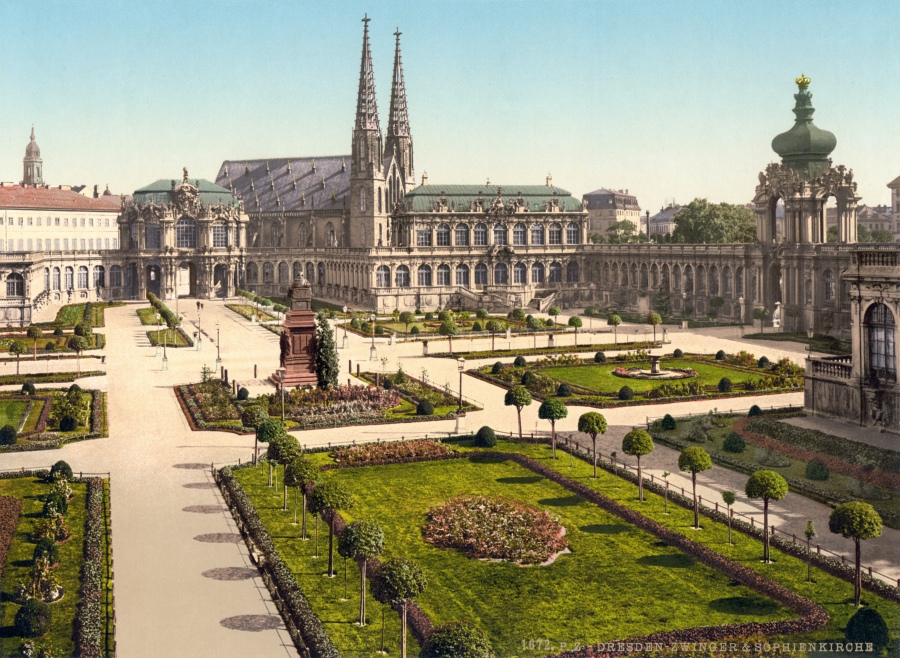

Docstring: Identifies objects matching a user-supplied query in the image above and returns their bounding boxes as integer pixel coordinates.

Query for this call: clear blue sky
[1,1,897,213]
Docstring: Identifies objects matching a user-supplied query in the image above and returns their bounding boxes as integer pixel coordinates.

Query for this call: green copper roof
[403,184,583,213]
[133,178,239,207]
[771,77,836,179]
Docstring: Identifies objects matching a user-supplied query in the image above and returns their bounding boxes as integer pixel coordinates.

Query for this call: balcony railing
[810,357,852,379]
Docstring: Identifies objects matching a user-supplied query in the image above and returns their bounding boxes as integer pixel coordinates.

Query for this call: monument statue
[272,276,317,388]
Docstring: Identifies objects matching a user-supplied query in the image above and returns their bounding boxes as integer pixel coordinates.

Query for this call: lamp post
[682,291,687,328]
[196,301,203,351]
[215,321,222,370]
[342,306,349,349]
[369,312,377,361]
[155,313,161,357]
[277,367,287,421]
[457,357,466,413]
[738,296,744,337]
[162,319,168,371]
[806,327,814,354]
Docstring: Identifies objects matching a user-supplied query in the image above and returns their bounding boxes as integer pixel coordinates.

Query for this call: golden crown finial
[795,73,811,90]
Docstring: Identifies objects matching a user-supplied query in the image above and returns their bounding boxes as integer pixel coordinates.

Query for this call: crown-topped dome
[24,126,41,159]
[771,75,836,179]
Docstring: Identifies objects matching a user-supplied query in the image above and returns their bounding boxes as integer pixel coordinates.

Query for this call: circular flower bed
[422,495,567,565]
[612,366,697,380]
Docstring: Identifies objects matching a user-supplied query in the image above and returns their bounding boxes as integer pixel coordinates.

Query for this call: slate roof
[133,179,238,207]
[403,185,582,213]
[648,205,682,223]
[0,185,121,212]
[887,175,900,188]
[215,157,350,214]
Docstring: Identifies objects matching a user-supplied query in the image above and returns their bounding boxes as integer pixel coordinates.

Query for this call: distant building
[826,204,893,239]
[582,188,640,238]
[647,204,681,237]
[888,175,900,239]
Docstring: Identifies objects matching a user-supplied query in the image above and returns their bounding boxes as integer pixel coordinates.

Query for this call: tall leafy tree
[398,311,416,335]
[538,398,567,459]
[475,308,489,322]
[255,417,284,476]
[745,470,788,563]
[65,336,88,375]
[338,520,385,625]
[753,307,769,334]
[372,557,427,658]
[722,490,736,544]
[504,386,532,439]
[485,320,502,351]
[622,429,654,501]
[267,433,300,509]
[284,455,319,533]
[646,313,662,343]
[670,198,756,244]
[678,446,712,529]
[578,412,607,479]
[439,320,458,354]
[607,314,621,345]
[804,520,816,583]
[607,220,638,244]
[308,480,354,578]
[314,312,339,390]
[547,306,561,321]
[568,316,582,345]
[829,502,882,606]
[26,326,42,360]
[9,341,27,376]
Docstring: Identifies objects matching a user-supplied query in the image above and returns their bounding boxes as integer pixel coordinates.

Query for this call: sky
[1,1,898,214]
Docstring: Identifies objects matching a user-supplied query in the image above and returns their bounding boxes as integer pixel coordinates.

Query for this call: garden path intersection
[0,300,896,657]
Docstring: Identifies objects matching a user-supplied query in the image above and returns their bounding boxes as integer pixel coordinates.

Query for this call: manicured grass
[236,456,792,655]
[55,304,85,325]
[542,359,760,394]
[0,477,88,656]
[146,329,190,347]
[744,332,851,356]
[136,307,162,326]
[0,333,103,352]
[226,304,278,323]
[0,400,30,429]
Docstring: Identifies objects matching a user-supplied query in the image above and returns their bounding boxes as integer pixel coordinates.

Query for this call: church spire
[23,124,44,186]
[355,15,380,133]
[387,28,410,138]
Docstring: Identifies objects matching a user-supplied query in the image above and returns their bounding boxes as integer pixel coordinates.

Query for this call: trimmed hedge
[474,426,497,448]
[717,377,733,393]
[15,598,52,638]
[722,432,745,453]
[594,351,606,363]
[617,385,634,401]
[805,460,830,481]
[416,399,435,416]
[660,414,676,431]
[74,477,106,658]
[514,356,527,367]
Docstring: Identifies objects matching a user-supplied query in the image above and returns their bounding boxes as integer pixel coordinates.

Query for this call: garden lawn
[0,333,103,352]
[146,329,190,347]
[235,456,792,656]
[0,477,88,656]
[0,400,30,429]
[226,304,278,323]
[542,359,760,394]
[136,307,162,326]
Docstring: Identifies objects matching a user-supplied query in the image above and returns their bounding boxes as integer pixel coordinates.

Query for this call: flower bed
[357,371,479,415]
[423,495,567,565]
[0,495,23,577]
[330,439,454,466]
[0,371,105,386]
[612,365,696,380]
[74,477,107,658]
[146,327,194,348]
[268,385,401,425]
[442,341,657,360]
[226,303,278,323]
[0,389,107,453]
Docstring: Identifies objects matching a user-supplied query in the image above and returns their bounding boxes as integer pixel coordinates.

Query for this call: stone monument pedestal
[273,277,318,388]
[650,355,661,375]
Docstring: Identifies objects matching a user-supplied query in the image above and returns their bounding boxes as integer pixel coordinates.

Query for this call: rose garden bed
[0,389,107,453]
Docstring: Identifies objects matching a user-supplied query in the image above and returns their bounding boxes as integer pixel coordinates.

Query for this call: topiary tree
[475,308,489,322]
[398,311,415,335]
[829,501,883,606]
[510,308,525,321]
[748,404,763,417]
[471,321,482,332]
[26,326,42,361]
[338,520,385,624]
[416,399,434,416]
[53,326,65,338]
[594,351,606,363]
[66,335,89,375]
[661,414,676,431]
[513,355,527,367]
[845,607,891,653]
[718,377,732,392]
[237,387,250,401]
[722,432,745,453]
[618,385,634,401]
[678,446,712,529]
[9,341,27,376]
[73,321,92,337]
[309,480,354,578]
[439,321,458,354]
[33,538,59,566]
[504,386,532,439]
[0,424,16,445]
[745,470,789,563]
[59,415,77,432]
[578,412,607,479]
[268,433,300,509]
[556,383,572,397]
[647,312,662,343]
[252,413,280,468]
[315,313,339,390]
[284,455,320,539]
[753,306,769,334]
[491,361,503,375]
[49,461,73,482]
[805,520,816,583]
[372,557,427,658]
[15,598,51,638]
[68,383,81,394]
[520,371,535,387]
[607,314,622,345]
[21,382,36,396]
[722,490,736,544]
[538,398,567,459]
[422,621,496,658]
[805,460,829,481]
[45,341,56,353]
[673,348,683,358]
[485,320,502,351]
[474,426,496,448]
[438,310,453,322]
[757,356,770,369]
[564,317,582,347]
[622,429,654,501]
[715,349,726,360]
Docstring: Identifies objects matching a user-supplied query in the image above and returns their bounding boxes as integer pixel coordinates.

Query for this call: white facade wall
[0,207,119,254]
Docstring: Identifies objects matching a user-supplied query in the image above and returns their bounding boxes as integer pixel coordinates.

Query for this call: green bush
[237,387,250,401]
[416,399,434,416]
[49,461,73,481]
[44,492,68,516]
[805,459,830,481]
[350,318,361,329]
[74,321,92,337]
[718,377,733,392]
[618,385,634,401]
[424,312,434,321]
[423,621,496,658]
[53,327,65,337]
[661,414,676,431]
[715,350,726,360]
[491,362,503,374]
[383,378,394,390]
[240,405,269,430]
[21,382,36,396]
[722,432,745,453]
[748,404,763,417]
[474,426,497,448]
[757,356,770,368]
[15,598,51,638]
[410,326,420,335]
[44,341,56,351]
[673,348,683,358]
[59,415,78,432]
[472,321,482,332]
[521,372,536,387]
[594,351,606,363]
[375,326,385,335]
[545,318,554,327]
[33,538,59,565]
[0,424,16,445]
[68,383,81,393]
[556,383,573,397]
[845,607,891,653]
[513,356,527,367]
[360,322,371,334]
[438,311,452,321]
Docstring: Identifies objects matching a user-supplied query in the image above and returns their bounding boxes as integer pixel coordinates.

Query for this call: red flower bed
[0,495,23,578]
[423,495,567,565]
[329,439,454,467]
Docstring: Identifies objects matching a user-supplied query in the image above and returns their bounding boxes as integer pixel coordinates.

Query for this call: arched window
[474,263,488,285]
[455,224,470,246]
[804,278,812,305]
[709,266,719,295]
[5,273,23,297]
[44,268,50,291]
[278,262,289,283]
[684,265,693,294]
[696,266,706,293]
[723,267,732,296]
[247,263,258,284]
[376,265,391,287]
[735,267,744,296]
[493,224,508,246]
[52,267,61,290]
[436,224,451,246]
[175,216,197,248]
[473,224,487,246]
[549,261,562,283]
[566,222,580,244]
[378,187,382,214]
[418,264,432,287]
[548,223,562,245]
[620,263,629,287]
[263,263,274,283]
[77,266,88,289]
[650,264,659,288]
[416,228,432,247]
[531,224,545,245]
[494,262,509,284]
[306,262,315,283]
[93,265,105,288]
[359,188,366,212]
[213,224,228,248]
[395,265,410,287]
[456,264,470,286]
[437,264,451,286]
[293,261,302,280]
[866,303,896,381]
[317,262,326,284]
[513,223,526,246]
[146,223,161,249]
[110,266,122,288]
[514,262,527,284]
[824,270,834,301]
[326,222,336,247]
[566,261,579,283]
[532,262,545,284]
[673,264,682,291]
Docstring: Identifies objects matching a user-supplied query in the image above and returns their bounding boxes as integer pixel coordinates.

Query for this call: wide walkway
[0,301,896,658]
